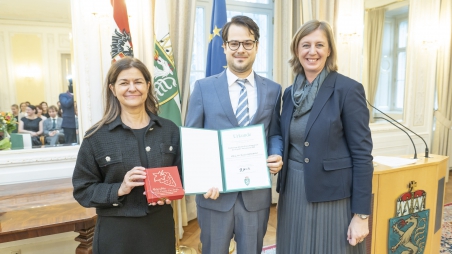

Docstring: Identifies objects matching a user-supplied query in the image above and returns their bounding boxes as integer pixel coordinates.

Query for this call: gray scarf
[291,68,329,118]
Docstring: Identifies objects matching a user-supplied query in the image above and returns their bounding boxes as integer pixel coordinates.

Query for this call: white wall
[0,20,71,112]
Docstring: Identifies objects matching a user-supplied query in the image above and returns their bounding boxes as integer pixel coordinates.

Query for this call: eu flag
[206,0,227,77]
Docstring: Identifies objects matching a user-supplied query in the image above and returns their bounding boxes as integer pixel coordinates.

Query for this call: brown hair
[85,57,158,138]
[289,20,338,74]
[40,101,48,113]
[48,105,58,112]
[222,15,260,42]
[19,102,27,112]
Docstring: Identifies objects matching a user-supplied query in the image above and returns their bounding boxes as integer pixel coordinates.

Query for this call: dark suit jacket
[59,92,76,128]
[277,71,373,215]
[185,70,283,212]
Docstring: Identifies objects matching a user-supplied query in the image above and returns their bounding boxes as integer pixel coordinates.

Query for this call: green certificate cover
[180,124,271,195]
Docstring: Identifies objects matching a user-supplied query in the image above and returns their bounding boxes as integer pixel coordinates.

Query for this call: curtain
[272,0,336,203]
[168,0,196,125]
[164,0,196,239]
[363,8,385,122]
[432,0,452,168]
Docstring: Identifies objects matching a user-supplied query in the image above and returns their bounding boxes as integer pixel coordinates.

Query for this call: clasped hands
[203,155,283,200]
[118,166,171,206]
[48,130,58,137]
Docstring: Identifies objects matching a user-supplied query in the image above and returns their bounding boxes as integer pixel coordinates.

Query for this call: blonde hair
[289,20,338,74]
[84,57,159,138]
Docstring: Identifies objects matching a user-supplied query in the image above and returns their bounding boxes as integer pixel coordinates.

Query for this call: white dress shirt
[226,68,258,121]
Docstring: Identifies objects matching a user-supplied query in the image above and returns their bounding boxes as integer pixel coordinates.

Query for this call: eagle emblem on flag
[111,29,133,60]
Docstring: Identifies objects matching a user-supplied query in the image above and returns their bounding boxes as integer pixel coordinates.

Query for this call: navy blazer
[185,70,283,212]
[276,72,373,215]
[59,92,76,128]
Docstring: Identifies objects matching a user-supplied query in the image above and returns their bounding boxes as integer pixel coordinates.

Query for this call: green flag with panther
[153,0,182,126]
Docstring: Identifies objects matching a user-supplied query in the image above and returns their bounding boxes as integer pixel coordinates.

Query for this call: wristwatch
[355,214,369,220]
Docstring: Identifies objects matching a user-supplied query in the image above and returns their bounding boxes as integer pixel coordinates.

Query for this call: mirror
[0,0,79,149]
[364,0,409,121]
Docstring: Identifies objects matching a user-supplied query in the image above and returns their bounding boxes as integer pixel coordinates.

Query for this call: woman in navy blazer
[276,20,373,254]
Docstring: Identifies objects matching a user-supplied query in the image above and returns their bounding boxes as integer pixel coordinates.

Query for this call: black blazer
[277,72,373,215]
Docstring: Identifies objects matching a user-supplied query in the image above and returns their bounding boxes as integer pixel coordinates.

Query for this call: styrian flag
[153,0,182,126]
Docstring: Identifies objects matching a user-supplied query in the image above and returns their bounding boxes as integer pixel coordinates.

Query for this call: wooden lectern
[367,154,448,254]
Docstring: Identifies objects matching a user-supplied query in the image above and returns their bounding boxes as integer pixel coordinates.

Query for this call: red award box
[144,166,185,203]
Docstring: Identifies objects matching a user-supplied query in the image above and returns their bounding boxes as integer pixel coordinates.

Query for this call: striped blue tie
[235,79,250,127]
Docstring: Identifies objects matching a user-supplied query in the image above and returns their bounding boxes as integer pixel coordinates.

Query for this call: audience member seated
[43,105,65,146]
[18,105,43,146]
[36,105,47,121]
[19,102,27,119]
[40,101,50,118]
[10,104,19,133]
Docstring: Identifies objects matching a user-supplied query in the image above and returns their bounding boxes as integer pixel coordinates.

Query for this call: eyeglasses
[225,40,258,51]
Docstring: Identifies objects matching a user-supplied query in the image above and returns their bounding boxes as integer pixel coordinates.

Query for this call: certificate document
[180,124,271,194]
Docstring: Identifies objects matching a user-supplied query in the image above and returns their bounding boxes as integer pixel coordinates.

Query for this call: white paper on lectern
[220,127,270,191]
[373,156,418,167]
[180,128,224,194]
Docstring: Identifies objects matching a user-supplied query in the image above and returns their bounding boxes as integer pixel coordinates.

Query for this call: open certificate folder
[180,124,271,194]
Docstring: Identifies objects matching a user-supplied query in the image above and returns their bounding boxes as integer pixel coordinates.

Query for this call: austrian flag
[110,0,133,63]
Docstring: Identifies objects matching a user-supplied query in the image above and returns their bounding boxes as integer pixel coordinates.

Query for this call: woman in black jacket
[72,57,180,254]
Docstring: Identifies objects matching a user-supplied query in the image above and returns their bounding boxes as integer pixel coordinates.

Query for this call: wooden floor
[179,174,452,252]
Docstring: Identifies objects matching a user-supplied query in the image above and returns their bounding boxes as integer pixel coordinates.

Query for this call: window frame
[375,10,408,120]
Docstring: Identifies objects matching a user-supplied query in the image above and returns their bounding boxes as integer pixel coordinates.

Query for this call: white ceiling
[0,0,71,24]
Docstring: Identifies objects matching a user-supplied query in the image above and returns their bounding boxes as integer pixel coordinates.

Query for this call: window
[190,0,274,92]
[374,6,408,119]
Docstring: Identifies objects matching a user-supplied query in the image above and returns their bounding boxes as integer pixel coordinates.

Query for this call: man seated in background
[43,105,65,146]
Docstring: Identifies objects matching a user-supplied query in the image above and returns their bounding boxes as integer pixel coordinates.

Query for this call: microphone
[367,100,429,158]
[374,117,417,159]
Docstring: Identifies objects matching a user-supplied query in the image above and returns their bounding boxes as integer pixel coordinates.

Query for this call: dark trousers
[63,128,76,144]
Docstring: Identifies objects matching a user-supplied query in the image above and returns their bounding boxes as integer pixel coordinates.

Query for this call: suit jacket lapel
[214,71,238,126]
[304,72,337,139]
[251,73,267,125]
[281,87,294,147]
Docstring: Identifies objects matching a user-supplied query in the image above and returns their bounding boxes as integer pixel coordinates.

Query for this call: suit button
[169,146,173,151]
[304,142,309,147]
[146,146,151,152]
[112,203,118,206]
[304,158,310,163]
[105,156,111,162]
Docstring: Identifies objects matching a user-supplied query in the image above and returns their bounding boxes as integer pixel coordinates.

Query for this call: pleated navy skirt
[276,159,366,254]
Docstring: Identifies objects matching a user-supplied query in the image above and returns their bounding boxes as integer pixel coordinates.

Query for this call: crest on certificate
[244,176,250,186]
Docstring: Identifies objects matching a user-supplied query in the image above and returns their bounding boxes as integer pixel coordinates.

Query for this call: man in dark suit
[59,83,76,144]
[185,16,283,254]
[43,105,65,145]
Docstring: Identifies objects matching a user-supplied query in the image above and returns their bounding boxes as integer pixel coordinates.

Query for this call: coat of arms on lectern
[388,181,429,254]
